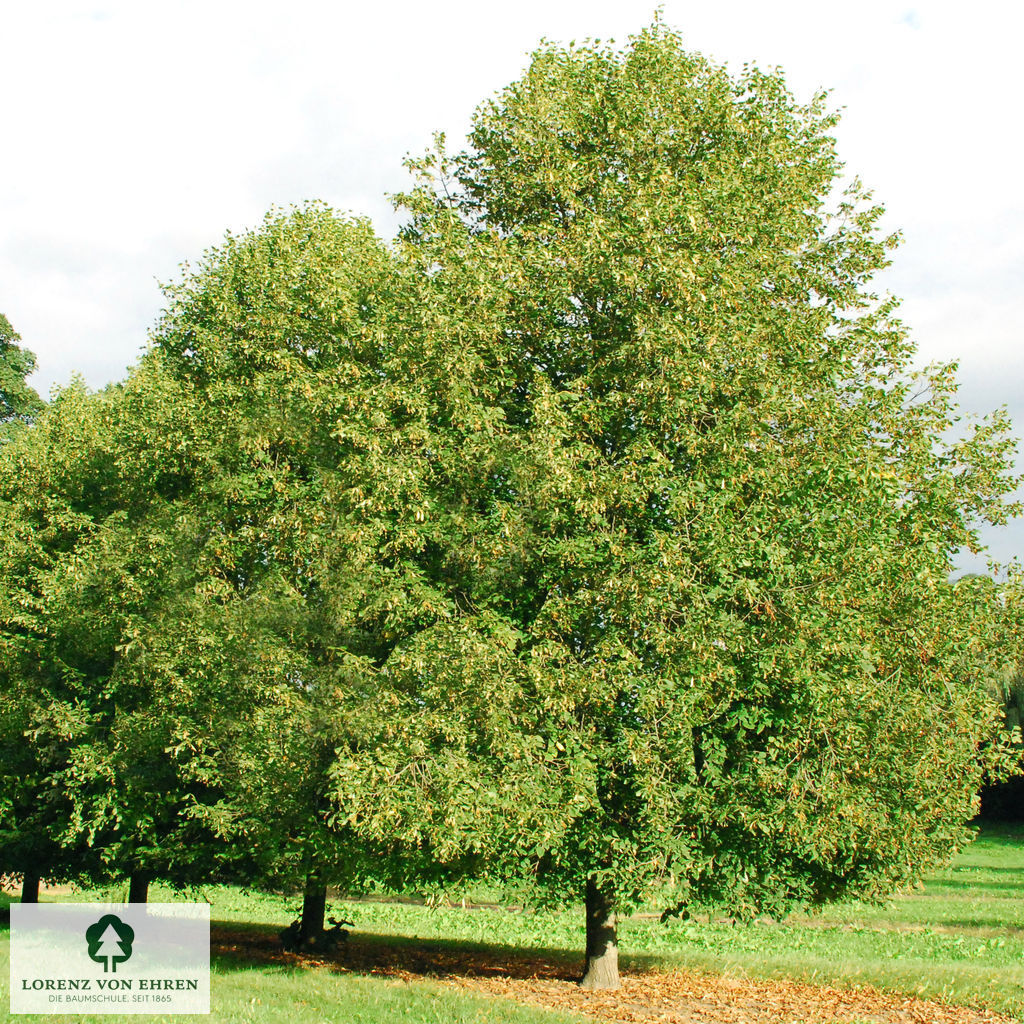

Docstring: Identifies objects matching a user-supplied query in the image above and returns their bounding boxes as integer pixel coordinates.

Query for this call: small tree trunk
[580,876,619,991]
[128,873,150,903]
[300,872,327,941]
[21,873,40,903]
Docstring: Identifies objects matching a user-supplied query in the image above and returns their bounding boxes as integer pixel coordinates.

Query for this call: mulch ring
[211,925,1015,1024]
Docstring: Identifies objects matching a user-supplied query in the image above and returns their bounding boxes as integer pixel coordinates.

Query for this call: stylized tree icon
[85,914,135,973]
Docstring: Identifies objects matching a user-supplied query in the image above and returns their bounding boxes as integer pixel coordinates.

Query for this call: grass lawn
[0,914,583,1024]
[2,824,1023,1021]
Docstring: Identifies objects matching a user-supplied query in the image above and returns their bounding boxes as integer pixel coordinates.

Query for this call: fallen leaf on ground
[211,926,1016,1024]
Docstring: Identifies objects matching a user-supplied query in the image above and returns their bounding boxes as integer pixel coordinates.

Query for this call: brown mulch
[210,926,1018,1024]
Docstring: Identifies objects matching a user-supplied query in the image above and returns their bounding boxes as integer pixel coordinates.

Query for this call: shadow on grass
[927,879,1024,893]
[970,824,1024,841]
[937,919,1024,933]
[940,865,1024,875]
[2,901,662,986]
[210,919,664,985]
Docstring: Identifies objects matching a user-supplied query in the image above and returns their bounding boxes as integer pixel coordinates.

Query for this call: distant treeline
[980,683,1024,820]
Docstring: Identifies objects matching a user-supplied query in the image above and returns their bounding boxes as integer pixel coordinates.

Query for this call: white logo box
[10,903,209,1015]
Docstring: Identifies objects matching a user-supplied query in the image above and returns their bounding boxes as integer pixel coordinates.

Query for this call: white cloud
[2,0,1020,566]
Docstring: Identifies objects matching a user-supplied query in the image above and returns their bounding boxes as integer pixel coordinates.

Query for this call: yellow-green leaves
[2,21,1019,946]
[335,20,1023,921]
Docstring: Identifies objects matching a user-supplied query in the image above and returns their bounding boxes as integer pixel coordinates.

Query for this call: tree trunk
[21,873,40,903]
[300,872,327,942]
[128,873,150,903]
[580,875,619,990]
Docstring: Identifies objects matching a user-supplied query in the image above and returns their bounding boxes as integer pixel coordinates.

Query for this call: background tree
[2,203,478,922]
[0,371,270,901]
[0,314,44,436]
[975,573,1024,820]
[0,381,124,899]
[330,23,1023,990]
[0,358,263,901]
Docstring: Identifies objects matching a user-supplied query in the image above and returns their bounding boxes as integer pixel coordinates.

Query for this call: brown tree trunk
[300,872,327,942]
[21,873,40,903]
[128,873,150,903]
[580,875,619,990]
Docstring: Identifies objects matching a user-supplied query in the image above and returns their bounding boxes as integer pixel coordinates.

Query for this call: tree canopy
[327,23,1023,988]
[0,19,1020,994]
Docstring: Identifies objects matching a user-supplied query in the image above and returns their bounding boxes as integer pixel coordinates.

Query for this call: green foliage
[142,204,426,895]
[992,582,1024,735]
[0,313,43,435]
[0,203,453,899]
[1,23,1020,983]
[329,22,1023,924]
[0,365,225,886]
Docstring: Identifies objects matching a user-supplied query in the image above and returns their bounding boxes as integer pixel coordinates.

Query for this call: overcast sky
[2,0,1021,571]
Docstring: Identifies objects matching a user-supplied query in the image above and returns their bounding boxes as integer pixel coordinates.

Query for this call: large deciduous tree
[144,204,433,938]
[330,24,1022,989]
[1,202,504,922]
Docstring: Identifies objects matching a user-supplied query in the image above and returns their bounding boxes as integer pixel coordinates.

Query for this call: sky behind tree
[2,0,1020,570]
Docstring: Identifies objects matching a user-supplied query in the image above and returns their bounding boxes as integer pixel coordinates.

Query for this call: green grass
[0,936,582,1024]
[3,825,1024,1020]
[0,888,583,1024]
[0,965,583,1024]
[210,968,583,1024]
